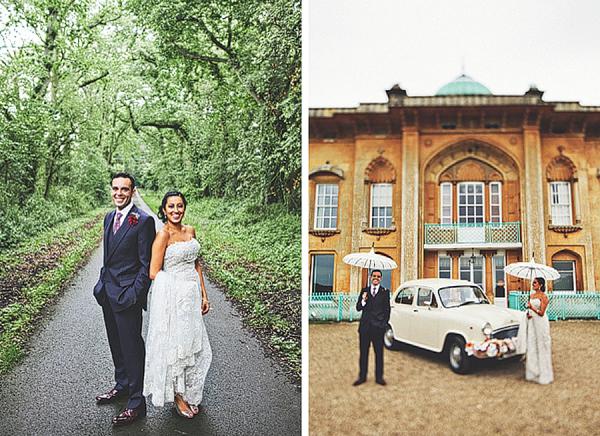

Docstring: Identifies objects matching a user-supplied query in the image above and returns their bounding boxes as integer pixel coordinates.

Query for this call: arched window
[547,155,578,226]
[436,159,505,245]
[309,165,344,231]
[364,157,396,229]
[551,250,582,293]
[310,253,335,294]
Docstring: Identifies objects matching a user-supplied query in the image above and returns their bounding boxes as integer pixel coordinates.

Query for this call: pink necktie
[113,212,122,234]
[372,287,376,297]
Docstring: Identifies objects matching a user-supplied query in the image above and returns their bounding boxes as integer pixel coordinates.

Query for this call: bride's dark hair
[535,277,546,292]
[157,190,187,223]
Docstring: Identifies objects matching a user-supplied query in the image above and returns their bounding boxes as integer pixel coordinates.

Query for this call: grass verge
[0,207,108,375]
[139,190,301,383]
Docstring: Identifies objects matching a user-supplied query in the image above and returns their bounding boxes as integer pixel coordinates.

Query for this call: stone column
[400,128,420,282]
[573,178,582,224]
[523,127,546,263]
[447,250,464,280]
[577,171,596,291]
[480,249,498,301]
[350,148,366,293]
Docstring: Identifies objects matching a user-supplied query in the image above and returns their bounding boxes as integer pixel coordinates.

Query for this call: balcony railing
[424,222,521,246]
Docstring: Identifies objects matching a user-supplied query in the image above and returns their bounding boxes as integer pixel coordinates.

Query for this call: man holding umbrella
[354,269,391,386]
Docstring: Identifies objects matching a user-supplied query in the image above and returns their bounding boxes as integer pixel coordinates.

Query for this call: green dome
[436,74,492,96]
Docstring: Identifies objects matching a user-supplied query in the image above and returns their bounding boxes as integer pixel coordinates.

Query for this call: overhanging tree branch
[88,13,122,30]
[175,16,232,56]
[79,71,109,88]
[122,104,189,141]
[168,41,228,63]
[168,41,263,107]
[138,120,189,141]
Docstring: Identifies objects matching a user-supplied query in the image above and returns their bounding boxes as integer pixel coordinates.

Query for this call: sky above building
[308,0,600,108]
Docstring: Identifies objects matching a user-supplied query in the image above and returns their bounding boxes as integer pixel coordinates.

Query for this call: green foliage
[125,0,302,212]
[0,210,105,374]
[0,0,300,249]
[0,0,120,247]
[0,190,106,248]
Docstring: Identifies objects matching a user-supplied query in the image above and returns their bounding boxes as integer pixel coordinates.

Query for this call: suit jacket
[356,285,391,332]
[93,204,155,312]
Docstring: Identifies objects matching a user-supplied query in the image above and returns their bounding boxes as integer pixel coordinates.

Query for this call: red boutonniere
[128,212,140,227]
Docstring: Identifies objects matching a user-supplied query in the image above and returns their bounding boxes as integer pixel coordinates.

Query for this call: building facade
[308,75,600,306]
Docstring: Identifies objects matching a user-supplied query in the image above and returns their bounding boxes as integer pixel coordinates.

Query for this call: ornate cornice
[546,154,577,181]
[362,226,397,237]
[548,225,582,234]
[309,229,340,242]
[364,156,397,183]
[309,165,344,179]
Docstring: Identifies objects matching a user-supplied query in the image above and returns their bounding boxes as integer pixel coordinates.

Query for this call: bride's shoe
[174,394,194,419]
[189,404,199,415]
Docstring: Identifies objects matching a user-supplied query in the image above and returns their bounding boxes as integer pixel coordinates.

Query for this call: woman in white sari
[520,277,554,385]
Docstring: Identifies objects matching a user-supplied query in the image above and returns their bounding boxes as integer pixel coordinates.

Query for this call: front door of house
[459,256,484,291]
[493,255,507,308]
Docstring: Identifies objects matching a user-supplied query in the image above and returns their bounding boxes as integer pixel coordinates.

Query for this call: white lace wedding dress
[144,238,212,407]
[522,298,554,385]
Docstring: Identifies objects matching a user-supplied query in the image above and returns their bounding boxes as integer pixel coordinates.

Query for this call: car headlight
[482,322,493,337]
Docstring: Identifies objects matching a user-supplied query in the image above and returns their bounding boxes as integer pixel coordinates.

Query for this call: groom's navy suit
[356,284,391,381]
[94,204,155,410]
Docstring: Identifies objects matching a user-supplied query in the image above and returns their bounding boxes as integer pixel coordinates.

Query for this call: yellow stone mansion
[308,75,600,306]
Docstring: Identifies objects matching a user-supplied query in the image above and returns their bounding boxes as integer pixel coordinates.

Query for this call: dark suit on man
[356,284,391,382]
[94,204,155,411]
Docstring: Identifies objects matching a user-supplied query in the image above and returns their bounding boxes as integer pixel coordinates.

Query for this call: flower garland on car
[465,337,518,358]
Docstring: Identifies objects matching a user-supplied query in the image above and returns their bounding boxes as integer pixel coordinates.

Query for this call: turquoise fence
[509,292,600,321]
[309,293,361,322]
[310,292,600,322]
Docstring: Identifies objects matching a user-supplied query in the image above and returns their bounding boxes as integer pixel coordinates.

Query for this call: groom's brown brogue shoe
[112,407,146,426]
[96,389,128,404]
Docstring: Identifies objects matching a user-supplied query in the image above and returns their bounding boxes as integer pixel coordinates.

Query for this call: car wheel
[447,336,472,374]
[384,324,402,350]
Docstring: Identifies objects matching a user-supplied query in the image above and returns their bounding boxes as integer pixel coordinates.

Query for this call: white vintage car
[384,279,524,374]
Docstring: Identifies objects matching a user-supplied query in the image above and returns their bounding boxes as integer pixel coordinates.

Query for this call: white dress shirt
[361,284,380,306]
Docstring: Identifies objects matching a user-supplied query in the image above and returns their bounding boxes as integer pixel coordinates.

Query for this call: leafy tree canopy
[0,0,301,247]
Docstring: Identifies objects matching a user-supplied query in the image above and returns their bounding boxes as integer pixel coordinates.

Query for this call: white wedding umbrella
[505,257,560,290]
[342,245,397,270]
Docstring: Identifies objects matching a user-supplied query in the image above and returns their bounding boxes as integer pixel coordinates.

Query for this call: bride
[522,277,554,385]
[144,190,212,418]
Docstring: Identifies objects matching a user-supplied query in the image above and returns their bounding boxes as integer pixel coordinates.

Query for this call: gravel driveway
[309,320,600,436]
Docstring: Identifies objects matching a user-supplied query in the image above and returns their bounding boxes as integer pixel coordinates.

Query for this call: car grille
[491,326,519,339]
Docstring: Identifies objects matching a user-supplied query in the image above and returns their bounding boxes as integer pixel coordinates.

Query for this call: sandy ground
[309,320,600,436]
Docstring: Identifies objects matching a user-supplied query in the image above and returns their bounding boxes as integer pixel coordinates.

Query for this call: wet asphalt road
[0,194,301,435]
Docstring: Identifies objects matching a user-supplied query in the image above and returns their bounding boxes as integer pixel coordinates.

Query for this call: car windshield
[438,286,489,308]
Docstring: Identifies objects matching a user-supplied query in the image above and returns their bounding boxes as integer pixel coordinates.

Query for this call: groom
[93,172,155,426]
[354,269,390,386]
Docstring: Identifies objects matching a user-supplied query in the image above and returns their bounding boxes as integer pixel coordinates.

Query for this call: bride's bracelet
[203,298,209,303]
